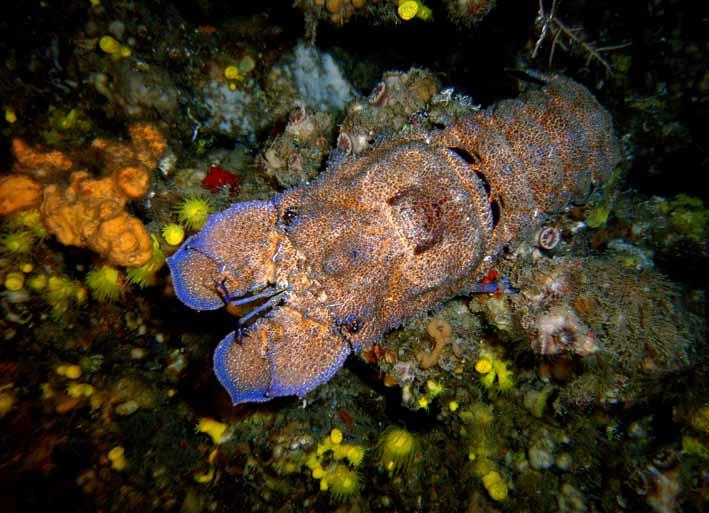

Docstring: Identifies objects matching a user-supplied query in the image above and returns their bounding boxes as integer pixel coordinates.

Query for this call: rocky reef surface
[0,1,706,512]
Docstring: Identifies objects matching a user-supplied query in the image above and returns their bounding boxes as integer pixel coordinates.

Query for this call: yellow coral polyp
[1,231,35,254]
[416,4,432,21]
[57,364,82,379]
[398,0,431,21]
[98,36,130,59]
[482,470,508,501]
[196,417,228,444]
[398,0,419,20]
[4,272,24,291]
[162,223,185,246]
[493,360,514,391]
[224,65,241,81]
[46,275,82,318]
[377,426,418,474]
[344,445,365,467]
[330,428,343,445]
[475,357,493,374]
[86,265,124,302]
[108,446,127,471]
[99,35,121,55]
[306,431,366,498]
[476,352,515,392]
[326,463,361,503]
[67,383,94,398]
[10,209,47,239]
[66,365,81,379]
[176,197,212,231]
[426,379,444,398]
[5,107,17,124]
[125,236,165,288]
[305,453,320,470]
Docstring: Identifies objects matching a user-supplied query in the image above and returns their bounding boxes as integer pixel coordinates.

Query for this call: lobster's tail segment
[167,200,279,311]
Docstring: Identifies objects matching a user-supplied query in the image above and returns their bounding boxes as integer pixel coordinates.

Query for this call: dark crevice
[446,146,502,230]
[447,146,480,166]
[490,195,501,229]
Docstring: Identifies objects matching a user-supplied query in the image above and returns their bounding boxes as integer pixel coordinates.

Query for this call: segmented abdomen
[434,74,621,254]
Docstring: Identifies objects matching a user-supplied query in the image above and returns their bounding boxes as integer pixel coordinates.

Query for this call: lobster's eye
[282,206,299,227]
[343,316,361,334]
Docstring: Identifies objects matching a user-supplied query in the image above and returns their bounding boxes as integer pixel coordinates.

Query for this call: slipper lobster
[167,73,621,404]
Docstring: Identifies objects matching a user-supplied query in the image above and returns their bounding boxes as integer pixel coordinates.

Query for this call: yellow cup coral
[224,65,241,81]
[67,383,94,398]
[196,417,228,445]
[176,197,212,231]
[161,223,185,246]
[330,428,343,445]
[4,272,24,291]
[325,463,361,503]
[398,0,432,21]
[343,445,365,467]
[86,265,125,302]
[125,236,165,288]
[475,357,493,375]
[99,36,131,58]
[99,36,121,55]
[56,364,82,379]
[46,275,83,318]
[377,426,418,474]
[5,107,17,124]
[304,430,366,501]
[1,231,35,254]
[475,353,515,392]
[426,379,444,398]
[108,446,127,471]
[482,470,508,501]
[9,209,47,239]
[27,273,48,291]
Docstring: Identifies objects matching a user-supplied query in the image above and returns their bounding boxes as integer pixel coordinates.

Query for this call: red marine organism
[201,165,240,196]
[167,73,621,405]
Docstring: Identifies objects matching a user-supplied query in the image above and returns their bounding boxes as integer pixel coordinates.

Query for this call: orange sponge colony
[0,123,166,266]
[11,138,74,181]
[40,170,153,266]
[0,175,42,215]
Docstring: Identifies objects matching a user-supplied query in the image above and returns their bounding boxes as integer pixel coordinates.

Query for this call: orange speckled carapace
[168,73,621,405]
